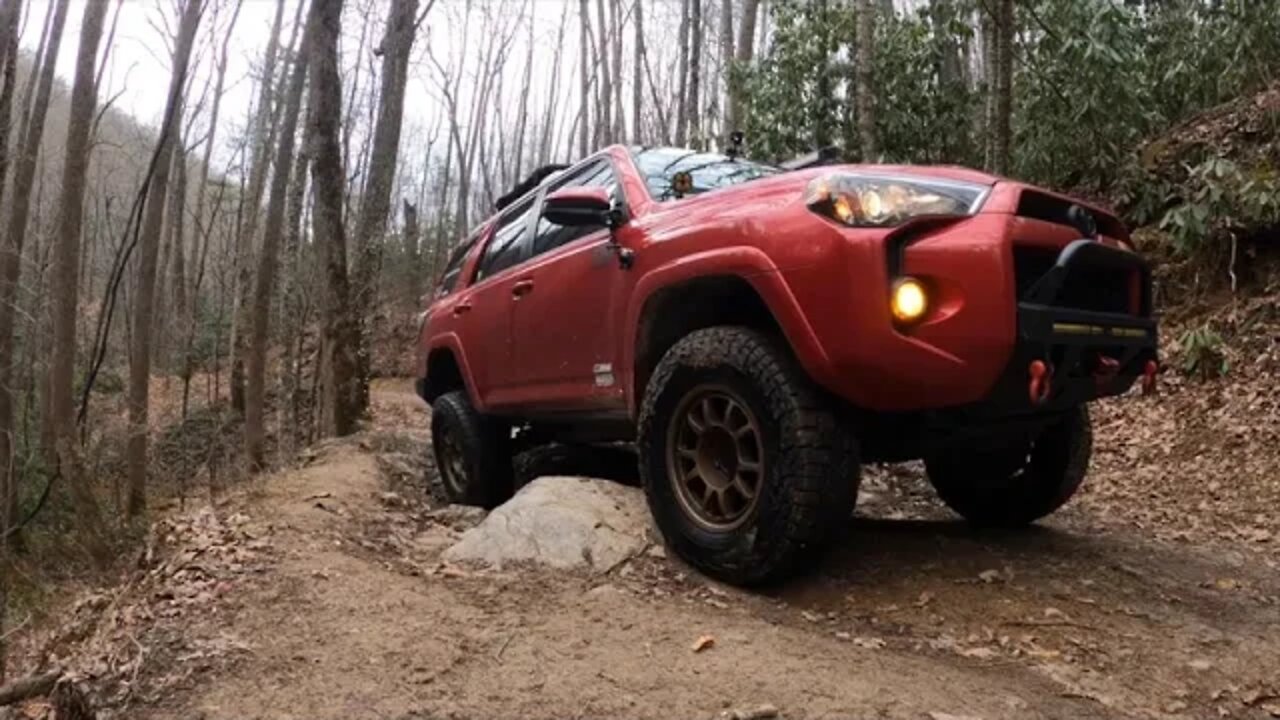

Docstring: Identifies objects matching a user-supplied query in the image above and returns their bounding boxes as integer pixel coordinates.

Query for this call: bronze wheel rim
[437,426,467,495]
[666,384,766,532]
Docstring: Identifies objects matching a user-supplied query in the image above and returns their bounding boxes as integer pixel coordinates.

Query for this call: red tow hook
[1094,355,1121,392]
[1141,359,1159,396]
[1029,360,1053,405]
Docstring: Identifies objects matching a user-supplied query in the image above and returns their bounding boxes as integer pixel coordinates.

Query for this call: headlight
[805,172,989,227]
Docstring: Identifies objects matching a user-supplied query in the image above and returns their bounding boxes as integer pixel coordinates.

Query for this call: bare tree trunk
[577,0,590,157]
[230,0,287,416]
[512,13,534,180]
[245,12,312,470]
[402,199,420,267]
[169,149,189,324]
[688,0,703,146]
[279,122,309,457]
[718,0,732,143]
[991,0,1013,174]
[14,0,53,142]
[0,0,69,546]
[49,0,109,556]
[183,0,244,418]
[728,0,759,135]
[813,0,831,149]
[0,0,22,562]
[591,0,611,145]
[674,0,690,145]
[855,0,877,160]
[0,0,19,677]
[126,0,204,519]
[632,0,644,144]
[348,0,419,423]
[981,10,995,170]
[308,0,360,437]
[609,0,624,141]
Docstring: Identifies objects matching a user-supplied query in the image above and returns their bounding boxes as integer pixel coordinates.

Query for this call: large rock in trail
[443,476,650,572]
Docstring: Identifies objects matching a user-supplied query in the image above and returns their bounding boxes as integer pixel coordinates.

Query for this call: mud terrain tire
[431,390,514,508]
[638,326,858,586]
[925,405,1092,527]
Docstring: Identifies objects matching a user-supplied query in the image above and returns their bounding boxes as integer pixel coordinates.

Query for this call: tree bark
[126,0,204,518]
[183,0,243,419]
[687,0,702,146]
[674,0,690,145]
[728,0,759,135]
[0,0,22,554]
[230,0,287,415]
[0,0,19,675]
[166,146,190,351]
[605,0,622,142]
[992,0,1013,174]
[279,123,309,454]
[593,0,611,145]
[49,0,109,555]
[0,0,69,546]
[245,12,312,470]
[855,0,877,160]
[307,0,360,437]
[981,9,995,170]
[632,0,645,143]
[577,0,591,157]
[718,0,732,142]
[348,0,418,423]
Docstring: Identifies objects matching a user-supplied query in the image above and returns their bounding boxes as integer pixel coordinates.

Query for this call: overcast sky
[22,0,602,174]
[26,1,284,130]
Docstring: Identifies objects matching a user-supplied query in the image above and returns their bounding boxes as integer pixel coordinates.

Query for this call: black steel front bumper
[969,239,1157,419]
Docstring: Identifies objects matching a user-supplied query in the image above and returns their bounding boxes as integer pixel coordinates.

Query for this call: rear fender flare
[424,332,484,410]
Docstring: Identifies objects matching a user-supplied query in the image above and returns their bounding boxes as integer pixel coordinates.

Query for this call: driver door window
[530,160,618,259]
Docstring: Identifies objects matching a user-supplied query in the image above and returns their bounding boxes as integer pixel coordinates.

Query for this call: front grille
[1013,245,1136,315]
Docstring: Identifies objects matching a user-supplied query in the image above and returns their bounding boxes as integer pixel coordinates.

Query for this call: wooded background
[0,0,1277,680]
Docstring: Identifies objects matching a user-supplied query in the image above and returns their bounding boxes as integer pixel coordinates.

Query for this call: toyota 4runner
[415,145,1159,586]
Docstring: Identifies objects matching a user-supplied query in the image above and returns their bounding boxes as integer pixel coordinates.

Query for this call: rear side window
[436,228,484,296]
[531,160,619,257]
[475,196,536,282]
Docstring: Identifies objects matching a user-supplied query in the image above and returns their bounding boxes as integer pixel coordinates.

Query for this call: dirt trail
[116,380,1279,720]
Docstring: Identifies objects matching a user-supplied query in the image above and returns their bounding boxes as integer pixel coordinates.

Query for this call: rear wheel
[430,390,514,508]
[638,326,858,586]
[925,406,1092,527]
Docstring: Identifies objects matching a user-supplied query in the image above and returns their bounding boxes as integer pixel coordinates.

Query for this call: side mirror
[542,187,617,228]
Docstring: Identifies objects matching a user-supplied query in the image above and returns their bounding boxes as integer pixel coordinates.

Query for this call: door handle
[511,279,534,298]
[452,303,471,316]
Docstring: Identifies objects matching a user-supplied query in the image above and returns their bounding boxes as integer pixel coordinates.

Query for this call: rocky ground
[6,373,1280,720]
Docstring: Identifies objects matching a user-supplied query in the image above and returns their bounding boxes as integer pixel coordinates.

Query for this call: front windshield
[631,147,779,201]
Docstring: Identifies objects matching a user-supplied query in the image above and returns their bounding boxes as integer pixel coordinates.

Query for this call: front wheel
[430,390,514,508]
[925,405,1092,527]
[638,326,859,586]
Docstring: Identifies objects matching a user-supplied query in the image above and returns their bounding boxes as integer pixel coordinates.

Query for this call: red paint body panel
[416,144,1143,420]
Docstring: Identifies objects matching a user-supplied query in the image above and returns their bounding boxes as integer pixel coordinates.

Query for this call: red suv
[415,145,1158,585]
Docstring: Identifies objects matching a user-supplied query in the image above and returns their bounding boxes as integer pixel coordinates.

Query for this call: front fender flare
[621,246,832,416]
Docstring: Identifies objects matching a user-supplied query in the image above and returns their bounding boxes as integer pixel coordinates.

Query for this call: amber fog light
[890,277,928,324]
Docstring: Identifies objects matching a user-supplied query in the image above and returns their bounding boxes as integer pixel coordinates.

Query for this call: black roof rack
[495,163,570,211]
